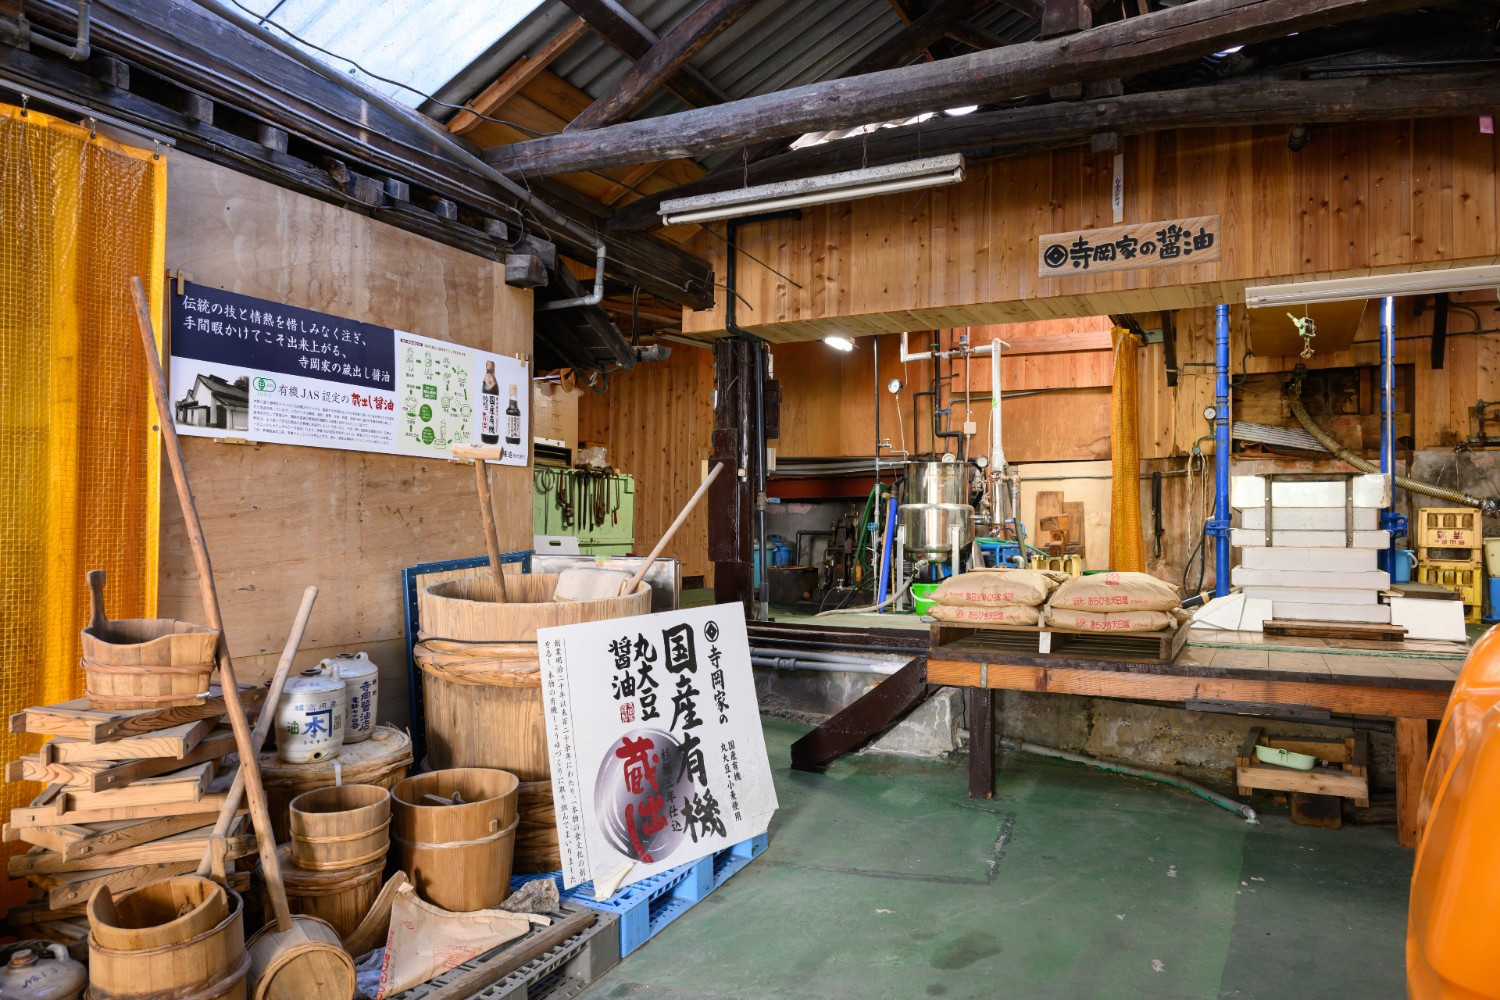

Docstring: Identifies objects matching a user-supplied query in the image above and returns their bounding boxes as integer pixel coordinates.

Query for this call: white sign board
[538,604,777,891]
[168,281,529,464]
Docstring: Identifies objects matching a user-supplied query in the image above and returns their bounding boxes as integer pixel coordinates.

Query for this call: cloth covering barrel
[414,573,648,873]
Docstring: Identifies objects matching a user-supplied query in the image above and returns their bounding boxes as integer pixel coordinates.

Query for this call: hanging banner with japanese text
[1038,215,1220,277]
[167,281,529,464]
[538,604,777,891]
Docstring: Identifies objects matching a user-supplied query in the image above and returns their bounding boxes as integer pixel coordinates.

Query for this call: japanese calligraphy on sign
[1037,215,1221,277]
[168,281,529,465]
[539,605,777,891]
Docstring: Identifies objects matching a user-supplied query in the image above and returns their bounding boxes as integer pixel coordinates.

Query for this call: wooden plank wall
[682,120,1500,341]
[160,155,532,726]
[576,346,716,584]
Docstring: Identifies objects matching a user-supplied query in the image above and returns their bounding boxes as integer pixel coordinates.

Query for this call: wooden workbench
[927,629,1462,847]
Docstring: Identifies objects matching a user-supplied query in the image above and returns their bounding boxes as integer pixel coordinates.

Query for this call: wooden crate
[930,619,1189,664]
[1235,727,1369,808]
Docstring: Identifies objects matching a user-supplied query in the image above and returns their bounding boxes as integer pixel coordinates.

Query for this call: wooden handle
[195,585,318,877]
[626,462,724,595]
[130,277,294,934]
[86,570,107,631]
[473,461,509,603]
[451,443,504,461]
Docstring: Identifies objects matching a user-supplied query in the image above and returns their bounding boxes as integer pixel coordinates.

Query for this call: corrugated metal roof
[232,0,548,106]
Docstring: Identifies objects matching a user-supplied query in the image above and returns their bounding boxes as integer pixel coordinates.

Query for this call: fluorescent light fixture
[1245,265,1500,307]
[660,154,966,226]
[824,336,855,352]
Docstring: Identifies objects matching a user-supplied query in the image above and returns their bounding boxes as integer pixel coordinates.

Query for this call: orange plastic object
[1418,624,1500,838]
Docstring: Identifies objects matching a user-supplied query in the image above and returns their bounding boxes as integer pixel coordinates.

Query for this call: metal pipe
[990,337,1005,531]
[877,496,897,609]
[536,243,606,312]
[1210,304,1232,598]
[750,646,891,666]
[751,655,897,676]
[900,329,1008,363]
[1378,295,1401,569]
[22,0,91,60]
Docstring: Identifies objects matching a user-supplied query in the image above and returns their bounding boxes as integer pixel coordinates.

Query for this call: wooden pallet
[1236,727,1370,819]
[930,620,1189,664]
[1263,620,1407,642]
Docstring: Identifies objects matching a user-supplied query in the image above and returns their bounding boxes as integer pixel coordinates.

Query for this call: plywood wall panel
[160,155,530,726]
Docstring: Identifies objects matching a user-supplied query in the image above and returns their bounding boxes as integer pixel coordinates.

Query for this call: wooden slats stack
[3,686,263,944]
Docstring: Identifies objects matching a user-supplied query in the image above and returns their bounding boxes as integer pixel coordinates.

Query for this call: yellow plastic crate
[1029,554,1084,578]
[1418,508,1480,550]
[1416,559,1483,624]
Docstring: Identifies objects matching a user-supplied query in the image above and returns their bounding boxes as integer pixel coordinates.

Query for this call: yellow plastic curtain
[0,103,166,908]
[1108,326,1144,573]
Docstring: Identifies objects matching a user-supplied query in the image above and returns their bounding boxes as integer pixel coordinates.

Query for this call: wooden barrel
[415,574,649,777]
[258,845,384,945]
[80,618,220,710]
[87,876,227,952]
[87,887,248,1000]
[245,915,354,1000]
[256,725,412,843]
[288,784,390,871]
[514,780,561,874]
[392,767,519,911]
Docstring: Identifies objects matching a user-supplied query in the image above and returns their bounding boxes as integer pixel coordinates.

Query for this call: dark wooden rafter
[848,0,1000,76]
[946,20,1009,51]
[790,657,933,772]
[447,18,589,135]
[567,0,758,131]
[484,0,1434,177]
[560,0,729,108]
[607,67,1500,231]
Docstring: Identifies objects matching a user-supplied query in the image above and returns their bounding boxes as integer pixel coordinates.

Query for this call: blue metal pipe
[876,496,898,609]
[1378,296,1403,573]
[1210,304,1232,597]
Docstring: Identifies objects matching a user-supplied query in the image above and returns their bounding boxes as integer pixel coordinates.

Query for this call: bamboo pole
[196,586,318,877]
[626,462,724,594]
[130,277,294,933]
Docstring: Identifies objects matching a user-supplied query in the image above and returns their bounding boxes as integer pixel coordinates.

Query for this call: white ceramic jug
[319,652,379,744]
[275,668,346,763]
[0,944,86,1000]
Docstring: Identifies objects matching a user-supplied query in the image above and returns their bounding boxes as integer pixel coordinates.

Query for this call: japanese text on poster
[168,281,528,464]
[1038,215,1221,277]
[538,605,777,891]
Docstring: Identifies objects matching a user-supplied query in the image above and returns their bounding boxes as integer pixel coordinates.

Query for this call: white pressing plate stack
[1229,473,1392,624]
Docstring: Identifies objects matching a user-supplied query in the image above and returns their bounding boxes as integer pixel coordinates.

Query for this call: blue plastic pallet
[512,832,768,957]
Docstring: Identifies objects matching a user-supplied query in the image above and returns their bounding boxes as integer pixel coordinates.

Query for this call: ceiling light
[824,336,855,352]
[660,154,966,226]
[1244,265,1500,308]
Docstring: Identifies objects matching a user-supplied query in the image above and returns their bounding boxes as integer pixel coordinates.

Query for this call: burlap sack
[929,604,1040,626]
[1049,572,1180,612]
[934,569,1064,608]
[1045,607,1176,632]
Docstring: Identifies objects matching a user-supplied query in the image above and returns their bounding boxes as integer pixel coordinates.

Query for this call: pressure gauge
[941,452,957,463]
[887,378,903,394]
[974,456,990,469]
[1202,405,1219,422]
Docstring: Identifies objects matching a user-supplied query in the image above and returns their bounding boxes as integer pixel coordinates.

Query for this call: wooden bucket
[245,915,354,1000]
[257,725,412,843]
[288,784,390,871]
[514,780,561,874]
[259,845,384,945]
[87,876,227,952]
[415,574,649,777]
[391,767,519,911]
[87,887,249,1000]
[80,618,220,711]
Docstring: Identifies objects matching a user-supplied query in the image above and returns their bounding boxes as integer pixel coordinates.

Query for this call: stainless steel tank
[900,461,973,559]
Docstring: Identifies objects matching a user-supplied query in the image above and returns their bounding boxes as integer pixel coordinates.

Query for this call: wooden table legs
[968,687,995,799]
[1395,717,1431,848]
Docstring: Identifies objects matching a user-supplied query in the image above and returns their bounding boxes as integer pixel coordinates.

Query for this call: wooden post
[129,277,294,932]
[452,444,509,602]
[968,688,995,799]
[1396,717,1430,848]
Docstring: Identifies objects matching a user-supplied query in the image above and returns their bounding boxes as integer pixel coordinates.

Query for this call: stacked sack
[1045,571,1184,632]
[929,569,1070,625]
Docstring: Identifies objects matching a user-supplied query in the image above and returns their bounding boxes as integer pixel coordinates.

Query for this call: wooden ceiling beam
[567,0,758,131]
[608,67,1500,231]
[560,0,729,109]
[485,0,1432,177]
[945,20,1009,51]
[847,0,999,76]
[448,18,589,135]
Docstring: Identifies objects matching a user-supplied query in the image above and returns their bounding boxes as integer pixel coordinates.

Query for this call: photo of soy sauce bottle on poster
[505,383,521,445]
[481,360,500,444]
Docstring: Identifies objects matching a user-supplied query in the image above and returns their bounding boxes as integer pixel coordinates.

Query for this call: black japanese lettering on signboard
[1040,217,1219,274]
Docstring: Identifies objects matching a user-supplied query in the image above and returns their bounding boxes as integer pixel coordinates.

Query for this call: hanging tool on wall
[1151,470,1164,560]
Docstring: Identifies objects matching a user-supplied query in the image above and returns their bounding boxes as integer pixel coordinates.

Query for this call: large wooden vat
[392,768,519,912]
[87,887,248,1000]
[256,726,412,843]
[414,574,650,778]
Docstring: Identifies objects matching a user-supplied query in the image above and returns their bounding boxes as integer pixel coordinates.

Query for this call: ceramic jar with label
[319,652,379,744]
[275,668,347,763]
[0,944,86,1000]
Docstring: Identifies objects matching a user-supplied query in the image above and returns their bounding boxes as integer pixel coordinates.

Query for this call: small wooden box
[1235,727,1369,808]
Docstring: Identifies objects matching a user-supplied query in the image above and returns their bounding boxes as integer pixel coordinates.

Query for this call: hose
[1000,738,1258,823]
[815,560,929,617]
[1288,372,1500,517]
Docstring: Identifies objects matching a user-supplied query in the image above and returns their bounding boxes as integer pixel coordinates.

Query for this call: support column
[1208,303,1232,597]
[709,337,776,614]
[1396,717,1430,848]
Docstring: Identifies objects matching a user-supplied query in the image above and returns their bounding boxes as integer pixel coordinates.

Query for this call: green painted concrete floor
[583,717,1411,1000]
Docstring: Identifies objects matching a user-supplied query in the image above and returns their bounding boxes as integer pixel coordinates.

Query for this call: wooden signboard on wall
[1037,215,1222,277]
